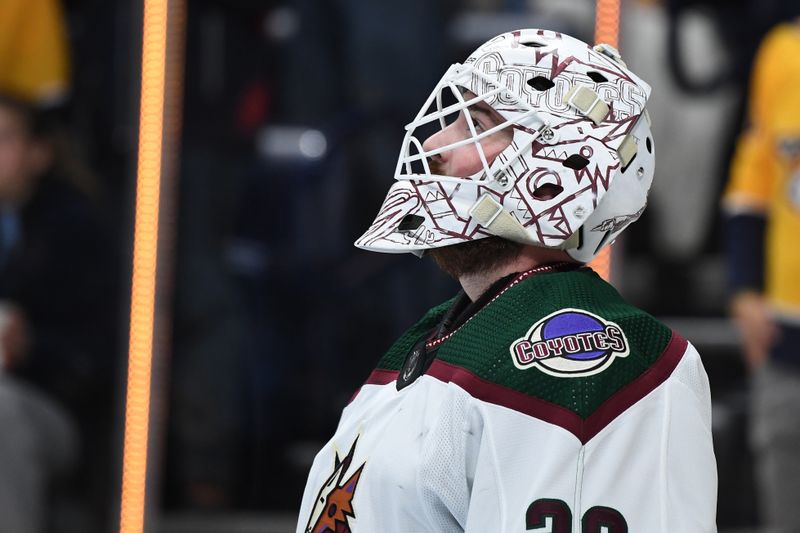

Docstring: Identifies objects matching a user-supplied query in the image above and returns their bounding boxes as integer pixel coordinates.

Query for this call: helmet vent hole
[646,137,652,153]
[587,71,609,83]
[563,154,590,170]
[527,76,555,91]
[532,183,563,201]
[397,214,424,232]
[522,41,546,48]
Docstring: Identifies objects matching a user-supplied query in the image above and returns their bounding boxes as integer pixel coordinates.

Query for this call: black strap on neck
[396,272,517,391]
[433,272,518,340]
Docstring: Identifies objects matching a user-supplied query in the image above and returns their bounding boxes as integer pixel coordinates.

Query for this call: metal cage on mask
[396,62,550,188]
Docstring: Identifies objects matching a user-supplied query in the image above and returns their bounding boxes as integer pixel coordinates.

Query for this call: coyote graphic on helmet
[590,206,646,234]
[305,436,365,533]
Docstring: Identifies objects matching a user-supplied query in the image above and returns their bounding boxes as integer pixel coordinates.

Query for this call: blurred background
[0,0,797,531]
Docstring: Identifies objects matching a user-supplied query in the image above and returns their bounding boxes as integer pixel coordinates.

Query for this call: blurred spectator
[0,371,75,533]
[0,94,120,533]
[722,17,800,532]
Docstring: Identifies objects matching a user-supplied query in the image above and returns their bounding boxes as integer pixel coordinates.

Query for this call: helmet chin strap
[469,194,581,250]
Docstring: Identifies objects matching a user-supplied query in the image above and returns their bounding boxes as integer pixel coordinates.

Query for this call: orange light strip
[590,0,621,281]
[119,1,168,532]
[594,0,621,48]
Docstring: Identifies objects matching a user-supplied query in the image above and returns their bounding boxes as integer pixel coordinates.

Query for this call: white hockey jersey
[297,268,717,532]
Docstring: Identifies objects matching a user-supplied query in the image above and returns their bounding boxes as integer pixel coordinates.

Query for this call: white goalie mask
[355,29,654,263]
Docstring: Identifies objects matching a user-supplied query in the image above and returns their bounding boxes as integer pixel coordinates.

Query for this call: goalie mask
[355,29,654,263]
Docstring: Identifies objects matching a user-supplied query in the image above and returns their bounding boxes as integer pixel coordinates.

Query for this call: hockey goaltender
[297,28,717,533]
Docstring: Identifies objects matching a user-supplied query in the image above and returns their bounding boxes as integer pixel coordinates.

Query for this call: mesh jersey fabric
[375,267,672,419]
[417,386,472,532]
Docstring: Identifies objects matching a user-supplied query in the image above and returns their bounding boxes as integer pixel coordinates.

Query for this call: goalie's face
[421,91,513,178]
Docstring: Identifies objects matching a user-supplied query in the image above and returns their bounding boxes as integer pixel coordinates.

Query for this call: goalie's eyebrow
[469,104,492,117]
[468,101,503,125]
[461,89,504,124]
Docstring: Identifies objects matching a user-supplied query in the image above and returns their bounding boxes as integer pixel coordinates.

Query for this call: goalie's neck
[458,246,579,301]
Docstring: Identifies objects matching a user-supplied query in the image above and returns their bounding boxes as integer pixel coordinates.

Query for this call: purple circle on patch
[541,312,607,361]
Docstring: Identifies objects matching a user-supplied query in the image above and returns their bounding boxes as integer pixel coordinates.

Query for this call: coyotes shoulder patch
[510,308,629,377]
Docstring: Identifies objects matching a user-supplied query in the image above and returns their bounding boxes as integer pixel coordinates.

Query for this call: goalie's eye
[467,112,486,133]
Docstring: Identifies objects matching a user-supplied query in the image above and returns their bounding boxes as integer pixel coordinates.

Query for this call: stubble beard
[428,237,524,279]
[425,158,523,279]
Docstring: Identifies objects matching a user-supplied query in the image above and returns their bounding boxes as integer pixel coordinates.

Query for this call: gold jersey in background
[0,0,70,105]
[725,22,800,316]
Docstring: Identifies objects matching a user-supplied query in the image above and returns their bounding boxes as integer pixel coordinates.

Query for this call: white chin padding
[567,115,655,263]
[470,194,536,245]
[470,193,582,250]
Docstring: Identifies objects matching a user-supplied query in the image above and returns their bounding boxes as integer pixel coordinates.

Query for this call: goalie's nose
[421,123,458,168]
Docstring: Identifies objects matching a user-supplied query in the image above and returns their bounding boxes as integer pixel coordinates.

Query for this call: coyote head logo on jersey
[305,436,365,533]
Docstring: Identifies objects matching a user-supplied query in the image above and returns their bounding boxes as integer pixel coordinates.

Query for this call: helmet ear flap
[566,117,655,263]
